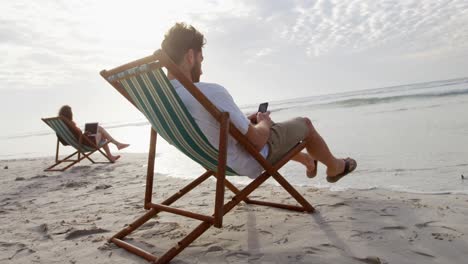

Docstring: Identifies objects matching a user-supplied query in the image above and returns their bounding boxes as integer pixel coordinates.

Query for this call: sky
[1,0,468,137]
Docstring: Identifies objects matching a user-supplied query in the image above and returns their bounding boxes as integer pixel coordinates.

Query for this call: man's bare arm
[245,112,272,151]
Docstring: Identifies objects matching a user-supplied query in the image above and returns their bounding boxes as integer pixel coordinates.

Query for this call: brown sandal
[326,158,357,183]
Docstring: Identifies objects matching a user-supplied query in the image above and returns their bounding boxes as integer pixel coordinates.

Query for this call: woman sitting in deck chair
[58,105,129,162]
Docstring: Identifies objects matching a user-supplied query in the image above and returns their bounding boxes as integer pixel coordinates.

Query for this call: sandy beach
[1,153,467,264]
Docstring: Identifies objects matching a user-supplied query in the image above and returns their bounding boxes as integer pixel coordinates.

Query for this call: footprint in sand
[415,221,438,228]
[258,230,273,237]
[0,241,26,250]
[1,197,12,203]
[139,221,158,230]
[0,241,36,260]
[61,181,90,189]
[380,226,407,231]
[273,237,289,244]
[95,184,112,190]
[31,223,52,240]
[414,221,462,241]
[412,250,435,258]
[328,201,349,207]
[64,228,109,240]
[318,243,343,251]
[315,201,349,208]
[350,230,379,241]
[139,222,181,239]
[224,223,245,232]
[381,205,399,212]
[225,251,251,262]
[50,226,73,236]
[353,256,383,264]
[190,242,215,248]
[30,175,48,179]
[431,232,460,241]
[205,245,223,253]
[303,246,323,255]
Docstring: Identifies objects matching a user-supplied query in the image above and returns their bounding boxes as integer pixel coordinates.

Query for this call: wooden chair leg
[111,173,262,263]
[60,152,88,171]
[59,151,79,162]
[45,140,114,172]
[271,172,314,212]
[145,128,157,209]
[111,171,214,240]
[55,138,60,163]
[108,149,314,263]
[111,237,157,262]
[154,170,284,263]
[221,170,313,216]
[111,168,301,264]
[154,169,310,264]
[245,199,307,212]
[214,112,229,228]
[111,208,160,240]
[222,177,250,199]
[243,141,314,212]
[44,151,79,171]
[107,123,313,264]
[155,221,212,264]
[84,151,97,163]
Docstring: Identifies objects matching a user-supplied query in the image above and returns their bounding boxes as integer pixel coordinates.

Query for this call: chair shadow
[246,206,263,263]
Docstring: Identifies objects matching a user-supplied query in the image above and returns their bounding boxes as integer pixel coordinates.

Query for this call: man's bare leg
[300,118,349,178]
[291,152,317,176]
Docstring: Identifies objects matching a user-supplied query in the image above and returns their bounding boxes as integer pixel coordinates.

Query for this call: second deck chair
[42,117,113,171]
[100,50,315,263]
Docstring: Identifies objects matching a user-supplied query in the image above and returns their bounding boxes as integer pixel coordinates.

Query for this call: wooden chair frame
[100,49,315,263]
[42,117,113,172]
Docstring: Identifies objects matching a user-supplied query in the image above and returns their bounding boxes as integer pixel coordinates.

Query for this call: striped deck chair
[42,117,112,171]
[100,49,314,264]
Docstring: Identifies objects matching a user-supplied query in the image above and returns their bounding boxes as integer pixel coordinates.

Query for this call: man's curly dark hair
[161,22,206,64]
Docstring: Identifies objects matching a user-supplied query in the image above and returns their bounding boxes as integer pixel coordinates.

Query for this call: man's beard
[191,62,202,83]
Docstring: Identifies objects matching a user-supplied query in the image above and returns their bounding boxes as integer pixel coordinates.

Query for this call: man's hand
[247,112,257,124]
[256,111,273,128]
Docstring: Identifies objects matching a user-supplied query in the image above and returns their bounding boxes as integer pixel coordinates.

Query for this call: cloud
[277,0,468,58]
[1,0,468,94]
[185,0,468,64]
[246,48,274,64]
[191,0,466,60]
[0,19,39,46]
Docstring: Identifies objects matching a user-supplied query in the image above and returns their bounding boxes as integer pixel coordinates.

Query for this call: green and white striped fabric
[44,118,96,152]
[109,65,238,175]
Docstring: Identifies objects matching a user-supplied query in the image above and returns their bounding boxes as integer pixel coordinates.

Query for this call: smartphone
[258,102,269,113]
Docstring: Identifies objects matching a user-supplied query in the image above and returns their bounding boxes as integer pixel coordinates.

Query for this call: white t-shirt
[171,79,268,178]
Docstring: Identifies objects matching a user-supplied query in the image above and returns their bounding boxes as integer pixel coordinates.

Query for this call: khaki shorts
[266,117,309,164]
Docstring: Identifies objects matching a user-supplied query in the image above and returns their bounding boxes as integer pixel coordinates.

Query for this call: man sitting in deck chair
[161,23,357,182]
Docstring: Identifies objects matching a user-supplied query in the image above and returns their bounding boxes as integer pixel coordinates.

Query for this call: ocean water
[2,78,468,194]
